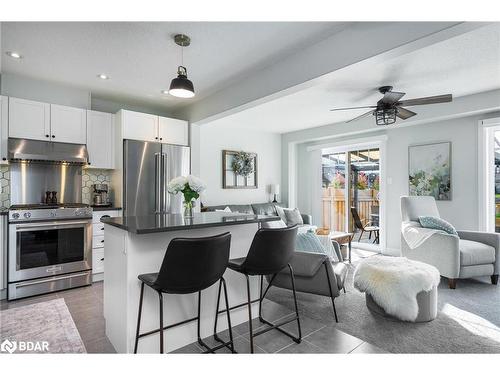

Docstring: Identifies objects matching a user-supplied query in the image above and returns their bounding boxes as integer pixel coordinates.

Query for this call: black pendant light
[169,34,195,98]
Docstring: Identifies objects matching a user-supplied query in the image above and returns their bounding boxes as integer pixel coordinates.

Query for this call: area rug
[267,259,500,353]
[0,298,86,354]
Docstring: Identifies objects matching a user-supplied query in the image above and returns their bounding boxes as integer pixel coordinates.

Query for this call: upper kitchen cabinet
[8,97,87,144]
[120,110,158,142]
[87,110,114,169]
[50,104,87,144]
[8,97,50,141]
[158,117,189,146]
[117,109,189,146]
[0,96,8,163]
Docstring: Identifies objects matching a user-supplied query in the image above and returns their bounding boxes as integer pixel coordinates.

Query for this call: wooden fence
[321,188,379,232]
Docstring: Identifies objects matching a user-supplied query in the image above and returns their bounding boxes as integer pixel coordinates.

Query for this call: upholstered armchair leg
[448,278,457,289]
[492,275,499,285]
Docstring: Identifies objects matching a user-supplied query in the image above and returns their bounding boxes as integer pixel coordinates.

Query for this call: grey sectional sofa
[202,202,315,232]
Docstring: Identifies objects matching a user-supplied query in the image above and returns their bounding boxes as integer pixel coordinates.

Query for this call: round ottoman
[366,286,438,322]
[353,256,440,322]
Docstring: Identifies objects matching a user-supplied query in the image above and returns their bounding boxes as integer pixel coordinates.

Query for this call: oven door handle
[14,220,91,230]
[13,272,91,288]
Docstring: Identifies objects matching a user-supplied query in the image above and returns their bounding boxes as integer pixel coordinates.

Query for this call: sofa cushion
[226,205,254,214]
[459,239,496,266]
[275,205,287,223]
[261,219,287,229]
[284,208,304,226]
[251,203,278,216]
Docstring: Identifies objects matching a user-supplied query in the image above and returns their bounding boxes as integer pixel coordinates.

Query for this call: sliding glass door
[321,147,381,249]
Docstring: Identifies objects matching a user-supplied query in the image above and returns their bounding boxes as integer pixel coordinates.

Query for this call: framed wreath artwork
[222,150,258,189]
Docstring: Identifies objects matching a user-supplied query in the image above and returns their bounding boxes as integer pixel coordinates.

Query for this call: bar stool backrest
[242,225,298,275]
[154,232,231,294]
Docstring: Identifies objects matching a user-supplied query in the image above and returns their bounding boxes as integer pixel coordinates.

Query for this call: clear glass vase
[183,201,194,218]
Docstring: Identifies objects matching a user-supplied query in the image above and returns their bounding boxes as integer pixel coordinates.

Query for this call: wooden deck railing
[321,188,379,232]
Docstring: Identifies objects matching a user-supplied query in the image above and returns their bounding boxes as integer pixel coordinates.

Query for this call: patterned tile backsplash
[82,168,113,205]
[0,165,114,209]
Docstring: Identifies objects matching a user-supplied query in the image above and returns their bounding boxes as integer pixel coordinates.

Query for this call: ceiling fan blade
[397,94,452,107]
[379,91,405,105]
[330,105,377,112]
[396,107,417,120]
[346,110,374,123]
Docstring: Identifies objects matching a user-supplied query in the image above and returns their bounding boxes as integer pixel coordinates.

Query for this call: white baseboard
[92,273,104,282]
[0,288,6,300]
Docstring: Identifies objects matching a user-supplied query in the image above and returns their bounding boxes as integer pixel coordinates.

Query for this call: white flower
[187,175,206,193]
[167,176,187,194]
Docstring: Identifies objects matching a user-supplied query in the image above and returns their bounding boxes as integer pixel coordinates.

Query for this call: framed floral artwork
[408,141,451,200]
[222,150,258,189]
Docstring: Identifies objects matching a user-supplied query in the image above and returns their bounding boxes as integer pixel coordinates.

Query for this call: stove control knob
[24,212,31,219]
[50,211,57,218]
[75,210,82,216]
[12,213,20,219]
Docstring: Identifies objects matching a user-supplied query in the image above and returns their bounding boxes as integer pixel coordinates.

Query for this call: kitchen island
[101,212,280,353]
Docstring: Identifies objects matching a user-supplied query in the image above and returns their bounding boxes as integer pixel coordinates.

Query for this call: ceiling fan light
[375,108,397,126]
[168,66,195,98]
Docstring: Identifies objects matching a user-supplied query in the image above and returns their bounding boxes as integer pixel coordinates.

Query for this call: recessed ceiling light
[97,74,110,80]
[6,51,22,59]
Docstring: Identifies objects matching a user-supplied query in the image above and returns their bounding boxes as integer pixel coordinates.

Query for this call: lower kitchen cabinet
[92,209,121,280]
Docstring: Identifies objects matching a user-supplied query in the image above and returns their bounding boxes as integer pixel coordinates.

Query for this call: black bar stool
[134,232,235,354]
[214,225,301,353]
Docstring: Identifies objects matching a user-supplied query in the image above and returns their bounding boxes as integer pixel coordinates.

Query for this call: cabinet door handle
[52,135,55,138]
[101,240,104,243]
[45,134,50,138]
[100,258,104,261]
[100,227,104,230]
[160,137,163,141]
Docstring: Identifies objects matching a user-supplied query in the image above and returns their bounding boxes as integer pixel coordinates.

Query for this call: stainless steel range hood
[8,138,89,164]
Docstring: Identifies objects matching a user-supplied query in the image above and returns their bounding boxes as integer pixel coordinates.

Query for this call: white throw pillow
[215,207,232,213]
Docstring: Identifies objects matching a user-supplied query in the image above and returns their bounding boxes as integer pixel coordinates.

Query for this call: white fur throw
[353,256,440,321]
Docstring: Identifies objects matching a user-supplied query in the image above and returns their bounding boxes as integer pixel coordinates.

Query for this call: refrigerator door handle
[155,152,161,213]
[162,153,168,212]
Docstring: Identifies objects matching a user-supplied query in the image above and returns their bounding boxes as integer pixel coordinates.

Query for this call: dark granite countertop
[91,206,122,211]
[101,211,280,234]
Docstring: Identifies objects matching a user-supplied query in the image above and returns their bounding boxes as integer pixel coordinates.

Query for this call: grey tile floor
[1,280,387,354]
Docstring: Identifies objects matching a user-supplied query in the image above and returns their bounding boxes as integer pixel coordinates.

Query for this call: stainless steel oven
[8,208,93,300]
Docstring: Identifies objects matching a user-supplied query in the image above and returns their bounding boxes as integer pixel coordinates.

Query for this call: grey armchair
[401,196,499,289]
[267,249,347,322]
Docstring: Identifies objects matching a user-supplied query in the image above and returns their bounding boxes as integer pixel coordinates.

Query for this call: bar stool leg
[245,274,254,353]
[221,277,236,353]
[197,290,204,349]
[134,282,145,354]
[158,291,164,353]
[288,264,302,343]
[259,275,264,322]
[213,279,223,341]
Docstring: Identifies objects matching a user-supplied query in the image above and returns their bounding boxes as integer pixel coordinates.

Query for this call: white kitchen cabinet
[8,97,50,141]
[0,96,8,163]
[92,209,121,277]
[158,116,189,146]
[87,110,114,169]
[50,104,87,144]
[120,110,158,142]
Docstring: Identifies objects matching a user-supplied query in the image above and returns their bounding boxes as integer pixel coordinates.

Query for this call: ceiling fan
[330,86,452,125]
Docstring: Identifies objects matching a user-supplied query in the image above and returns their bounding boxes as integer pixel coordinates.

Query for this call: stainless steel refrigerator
[123,140,190,216]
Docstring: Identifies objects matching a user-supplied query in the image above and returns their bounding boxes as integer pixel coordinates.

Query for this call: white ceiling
[0,22,349,110]
[206,23,500,133]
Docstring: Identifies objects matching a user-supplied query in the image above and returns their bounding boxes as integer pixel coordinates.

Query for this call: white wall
[290,111,500,254]
[192,123,281,205]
